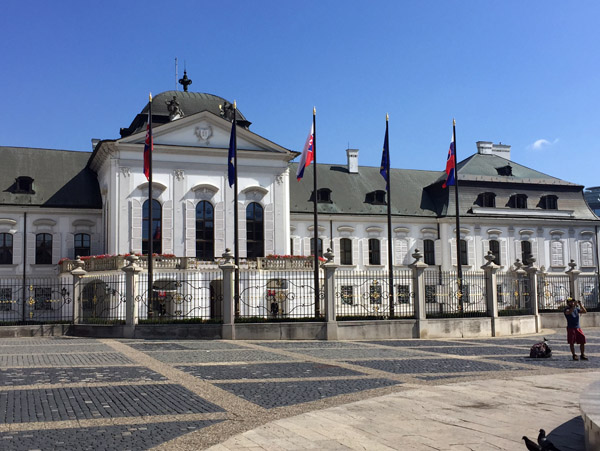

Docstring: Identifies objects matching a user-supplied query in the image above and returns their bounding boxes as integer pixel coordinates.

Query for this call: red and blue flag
[442,132,456,188]
[143,105,153,181]
[296,124,314,181]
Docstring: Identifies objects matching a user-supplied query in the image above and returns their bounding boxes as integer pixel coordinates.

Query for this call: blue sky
[1,1,599,188]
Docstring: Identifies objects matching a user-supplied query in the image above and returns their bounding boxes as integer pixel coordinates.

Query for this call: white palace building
[0,89,598,278]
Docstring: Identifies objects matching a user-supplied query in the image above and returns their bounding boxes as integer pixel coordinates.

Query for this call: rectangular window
[423,239,435,265]
[35,234,52,265]
[340,238,352,265]
[459,239,468,266]
[74,233,91,258]
[397,284,410,304]
[368,239,381,265]
[341,285,354,305]
[34,287,53,310]
[0,233,13,265]
[489,240,501,265]
[369,284,382,304]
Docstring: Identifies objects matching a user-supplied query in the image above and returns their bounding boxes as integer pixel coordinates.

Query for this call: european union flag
[228,109,236,188]
[380,119,390,191]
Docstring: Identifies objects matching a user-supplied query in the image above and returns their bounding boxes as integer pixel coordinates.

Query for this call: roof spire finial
[178,69,192,92]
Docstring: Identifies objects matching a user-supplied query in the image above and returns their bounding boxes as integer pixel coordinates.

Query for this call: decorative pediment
[191,183,219,196]
[136,181,168,193]
[241,186,268,200]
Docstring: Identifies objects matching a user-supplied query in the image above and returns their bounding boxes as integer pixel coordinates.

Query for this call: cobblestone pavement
[0,328,598,450]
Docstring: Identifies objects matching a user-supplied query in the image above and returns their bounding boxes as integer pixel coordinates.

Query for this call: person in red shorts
[564,297,588,360]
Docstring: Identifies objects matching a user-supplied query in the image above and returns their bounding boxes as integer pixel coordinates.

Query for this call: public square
[0,328,598,450]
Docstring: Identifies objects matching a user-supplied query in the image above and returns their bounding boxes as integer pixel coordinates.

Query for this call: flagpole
[312,107,320,317]
[385,114,395,317]
[452,119,463,310]
[232,102,240,316]
[147,93,154,312]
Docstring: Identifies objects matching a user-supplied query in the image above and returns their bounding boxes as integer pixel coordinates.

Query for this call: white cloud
[529,138,559,150]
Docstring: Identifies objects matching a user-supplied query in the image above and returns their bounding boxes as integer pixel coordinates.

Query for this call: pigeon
[538,429,561,451]
[523,435,542,450]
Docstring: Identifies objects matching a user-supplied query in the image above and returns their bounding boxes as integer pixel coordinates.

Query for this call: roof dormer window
[508,194,527,209]
[496,165,513,176]
[539,195,558,210]
[365,190,387,205]
[311,188,332,203]
[476,192,496,208]
[15,176,34,194]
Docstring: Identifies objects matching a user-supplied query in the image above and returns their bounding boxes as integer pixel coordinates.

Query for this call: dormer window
[476,192,496,208]
[539,195,558,210]
[508,194,527,209]
[15,176,34,194]
[365,190,387,205]
[311,188,332,203]
[496,165,513,176]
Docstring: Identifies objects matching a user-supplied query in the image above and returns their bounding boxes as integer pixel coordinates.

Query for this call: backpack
[529,339,552,358]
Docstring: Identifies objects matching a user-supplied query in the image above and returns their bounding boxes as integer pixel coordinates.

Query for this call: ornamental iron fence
[424,270,487,318]
[497,271,531,316]
[80,274,127,324]
[537,274,570,312]
[579,274,599,311]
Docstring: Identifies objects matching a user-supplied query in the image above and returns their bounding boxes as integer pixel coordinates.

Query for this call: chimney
[477,141,511,160]
[346,148,359,173]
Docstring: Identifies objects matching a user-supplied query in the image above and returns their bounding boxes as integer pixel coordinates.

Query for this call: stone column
[566,259,581,300]
[481,251,500,324]
[322,248,339,340]
[70,257,87,325]
[409,249,428,338]
[525,257,540,332]
[122,254,142,335]
[219,249,237,340]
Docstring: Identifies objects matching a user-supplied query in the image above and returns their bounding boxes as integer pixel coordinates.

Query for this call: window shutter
[66,233,75,260]
[482,239,489,256]
[417,239,424,258]
[238,203,247,258]
[303,238,310,256]
[514,240,521,264]
[581,242,594,266]
[381,238,388,267]
[131,199,142,253]
[434,239,442,266]
[333,238,340,265]
[27,233,35,264]
[292,237,301,256]
[214,202,225,258]
[51,233,61,264]
[500,239,508,267]
[362,238,370,266]
[264,204,275,256]
[185,200,195,257]
[450,238,457,267]
[161,200,173,255]
[551,241,564,266]
[12,232,22,265]
[531,238,539,265]
[467,239,475,266]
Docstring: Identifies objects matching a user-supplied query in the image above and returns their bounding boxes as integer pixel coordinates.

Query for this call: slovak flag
[296,124,314,181]
[442,131,456,188]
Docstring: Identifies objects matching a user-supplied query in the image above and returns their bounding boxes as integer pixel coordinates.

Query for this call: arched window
[143,199,162,255]
[459,239,468,265]
[368,239,381,265]
[489,239,501,265]
[310,237,323,258]
[36,233,52,265]
[246,202,264,259]
[0,233,13,265]
[521,240,532,265]
[423,239,435,265]
[340,238,352,265]
[195,201,214,261]
[74,233,91,258]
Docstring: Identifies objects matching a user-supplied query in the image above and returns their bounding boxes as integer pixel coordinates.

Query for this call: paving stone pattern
[0,366,166,386]
[0,420,222,451]
[0,330,599,450]
[215,378,400,409]
[177,362,365,380]
[0,384,223,423]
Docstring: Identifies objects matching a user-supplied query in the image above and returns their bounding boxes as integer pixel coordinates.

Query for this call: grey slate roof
[435,153,579,186]
[289,163,443,217]
[0,147,102,209]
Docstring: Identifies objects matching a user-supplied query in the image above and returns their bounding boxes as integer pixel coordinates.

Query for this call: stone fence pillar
[70,257,87,325]
[481,251,500,322]
[219,249,237,340]
[409,249,428,337]
[322,248,338,340]
[525,258,540,332]
[566,259,581,300]
[122,254,142,334]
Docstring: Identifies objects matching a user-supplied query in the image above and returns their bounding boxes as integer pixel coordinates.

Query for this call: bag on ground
[529,339,552,358]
